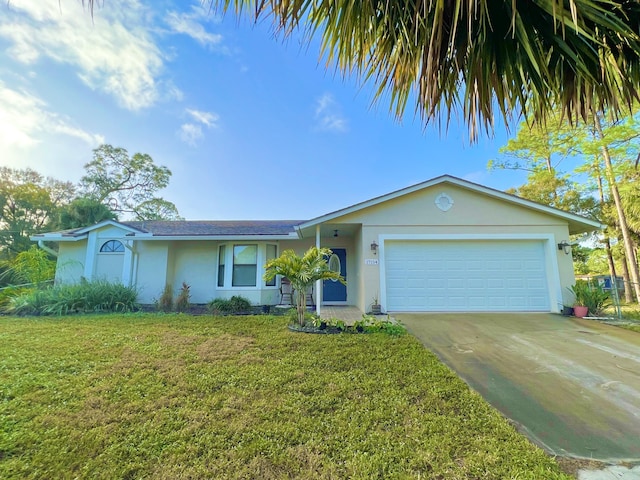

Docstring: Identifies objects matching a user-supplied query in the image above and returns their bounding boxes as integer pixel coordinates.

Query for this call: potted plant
[569,281,610,318]
[569,282,590,317]
[371,293,382,315]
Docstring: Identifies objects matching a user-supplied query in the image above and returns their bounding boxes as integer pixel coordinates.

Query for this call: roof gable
[32,220,149,241]
[297,175,602,235]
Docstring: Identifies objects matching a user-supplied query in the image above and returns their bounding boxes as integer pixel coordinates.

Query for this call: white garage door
[385,240,550,312]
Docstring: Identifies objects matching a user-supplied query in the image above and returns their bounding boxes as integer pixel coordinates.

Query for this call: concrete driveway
[397,313,640,463]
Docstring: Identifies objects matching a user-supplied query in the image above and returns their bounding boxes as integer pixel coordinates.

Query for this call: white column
[122,240,134,287]
[315,225,321,315]
[84,231,97,280]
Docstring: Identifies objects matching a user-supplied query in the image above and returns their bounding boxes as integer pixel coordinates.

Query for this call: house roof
[296,174,603,236]
[32,220,304,241]
[121,220,304,236]
[32,175,604,242]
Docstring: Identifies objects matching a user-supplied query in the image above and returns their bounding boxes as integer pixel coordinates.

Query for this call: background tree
[54,197,118,230]
[0,168,75,258]
[591,113,640,301]
[488,116,596,216]
[132,198,182,221]
[494,107,640,303]
[79,145,180,221]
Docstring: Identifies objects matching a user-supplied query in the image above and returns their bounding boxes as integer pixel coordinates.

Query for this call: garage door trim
[378,234,562,313]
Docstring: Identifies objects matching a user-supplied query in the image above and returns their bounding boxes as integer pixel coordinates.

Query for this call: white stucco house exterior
[32,175,602,314]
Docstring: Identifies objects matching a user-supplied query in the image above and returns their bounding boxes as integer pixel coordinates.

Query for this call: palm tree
[264,247,345,326]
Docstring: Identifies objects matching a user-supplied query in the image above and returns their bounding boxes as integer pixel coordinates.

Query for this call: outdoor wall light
[333,229,339,238]
[370,241,378,254]
[557,241,571,255]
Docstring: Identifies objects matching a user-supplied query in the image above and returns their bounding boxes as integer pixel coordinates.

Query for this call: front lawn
[0,314,569,479]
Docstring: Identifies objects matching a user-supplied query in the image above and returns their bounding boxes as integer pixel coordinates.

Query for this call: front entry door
[323,248,347,303]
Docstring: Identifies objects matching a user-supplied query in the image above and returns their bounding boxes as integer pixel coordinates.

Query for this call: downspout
[37,240,58,257]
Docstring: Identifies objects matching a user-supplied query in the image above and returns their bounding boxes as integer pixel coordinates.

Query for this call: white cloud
[314,93,348,132]
[186,108,219,128]
[165,6,223,48]
[0,82,104,149]
[178,123,203,146]
[0,0,165,110]
[178,107,219,146]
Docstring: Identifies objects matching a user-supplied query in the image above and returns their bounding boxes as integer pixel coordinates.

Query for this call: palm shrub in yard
[4,280,138,315]
[264,247,345,326]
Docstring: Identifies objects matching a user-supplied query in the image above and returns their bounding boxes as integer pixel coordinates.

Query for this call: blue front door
[323,248,347,302]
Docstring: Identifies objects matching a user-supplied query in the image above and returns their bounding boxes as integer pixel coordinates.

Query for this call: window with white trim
[232,245,257,287]
[217,245,226,287]
[100,240,124,253]
[265,244,277,286]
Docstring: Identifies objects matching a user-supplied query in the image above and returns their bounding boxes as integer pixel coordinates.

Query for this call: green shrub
[0,285,32,308]
[4,280,138,316]
[175,282,191,313]
[355,314,407,335]
[208,295,252,314]
[157,284,173,312]
[1,246,55,285]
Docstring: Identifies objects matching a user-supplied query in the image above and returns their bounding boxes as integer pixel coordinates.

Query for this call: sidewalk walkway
[318,306,363,323]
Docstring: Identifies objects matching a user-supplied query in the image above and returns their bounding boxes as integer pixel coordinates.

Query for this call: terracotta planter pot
[573,305,588,318]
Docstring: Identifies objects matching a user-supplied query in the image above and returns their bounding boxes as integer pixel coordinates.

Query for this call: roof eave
[568,220,605,236]
[30,234,87,242]
[126,234,299,241]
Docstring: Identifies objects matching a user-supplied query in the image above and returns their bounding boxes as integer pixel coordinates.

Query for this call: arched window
[100,240,124,253]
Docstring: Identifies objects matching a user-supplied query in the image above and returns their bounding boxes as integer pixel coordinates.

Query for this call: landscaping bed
[0,314,571,479]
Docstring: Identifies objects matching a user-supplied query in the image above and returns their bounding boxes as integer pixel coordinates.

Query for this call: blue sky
[0,0,528,220]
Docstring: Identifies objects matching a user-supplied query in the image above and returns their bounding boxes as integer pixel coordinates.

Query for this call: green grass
[603,304,640,333]
[0,314,570,479]
[621,324,640,333]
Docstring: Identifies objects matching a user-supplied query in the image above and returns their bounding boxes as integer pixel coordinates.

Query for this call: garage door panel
[488,297,507,307]
[449,296,467,307]
[468,297,487,307]
[527,278,545,289]
[467,278,484,289]
[385,240,550,312]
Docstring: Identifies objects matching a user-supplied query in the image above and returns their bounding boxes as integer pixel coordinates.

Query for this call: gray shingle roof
[121,220,304,236]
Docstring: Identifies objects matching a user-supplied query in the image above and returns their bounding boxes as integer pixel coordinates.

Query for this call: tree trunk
[595,169,630,302]
[297,287,306,326]
[603,238,617,283]
[594,113,640,303]
[620,249,634,303]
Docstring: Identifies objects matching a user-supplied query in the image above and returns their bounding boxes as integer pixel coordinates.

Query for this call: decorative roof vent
[435,192,454,212]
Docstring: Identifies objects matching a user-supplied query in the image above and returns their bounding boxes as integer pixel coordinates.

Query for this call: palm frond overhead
[86,0,640,139]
